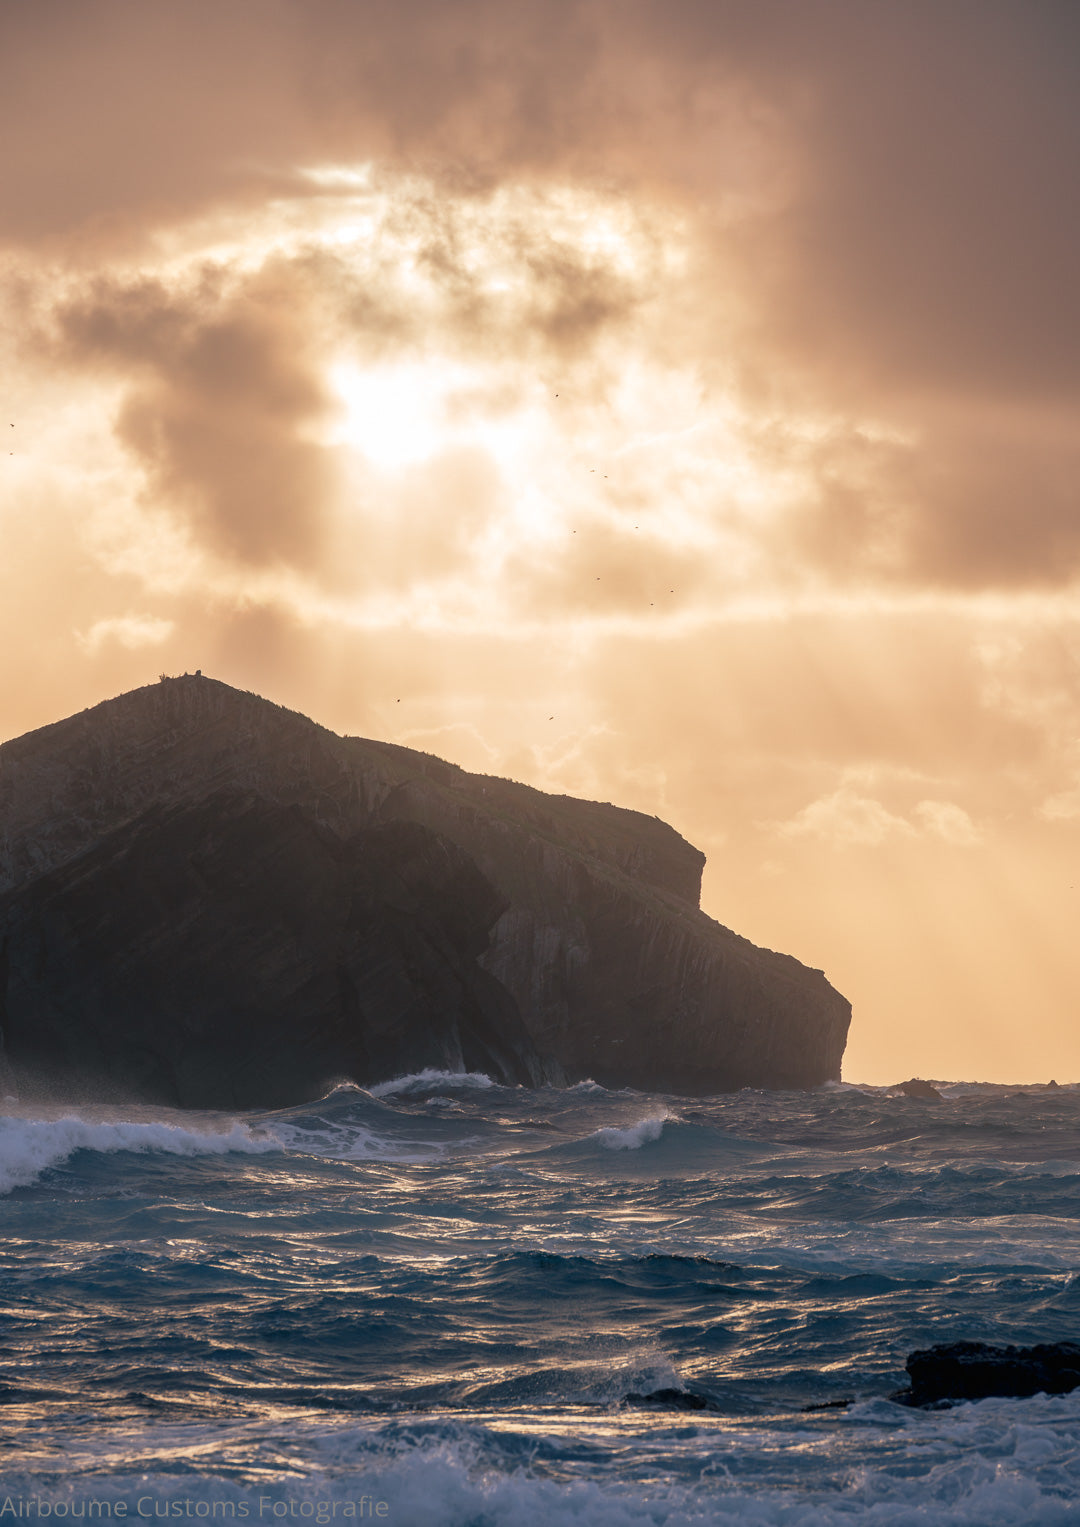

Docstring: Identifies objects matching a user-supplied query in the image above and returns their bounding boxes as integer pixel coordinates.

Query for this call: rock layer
[0,675,851,1105]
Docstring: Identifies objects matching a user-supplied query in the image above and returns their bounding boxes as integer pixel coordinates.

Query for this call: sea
[3,1074,1080,1525]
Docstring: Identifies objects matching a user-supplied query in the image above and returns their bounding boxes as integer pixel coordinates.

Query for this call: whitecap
[269,1119,441,1163]
[0,1112,278,1194]
[591,1114,671,1151]
[369,1069,497,1097]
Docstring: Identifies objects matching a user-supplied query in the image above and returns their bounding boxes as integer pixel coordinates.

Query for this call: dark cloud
[344,180,647,361]
[54,264,335,567]
[0,0,306,246]
[616,0,1080,401]
[767,407,1080,590]
[892,417,1080,588]
[0,0,605,248]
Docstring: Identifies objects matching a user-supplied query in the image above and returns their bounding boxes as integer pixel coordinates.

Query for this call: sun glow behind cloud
[15,163,945,647]
[327,360,473,469]
[143,169,804,637]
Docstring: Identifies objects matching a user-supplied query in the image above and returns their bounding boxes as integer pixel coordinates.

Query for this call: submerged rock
[895,1078,943,1101]
[0,676,851,1107]
[623,1388,715,1411]
[899,1341,1080,1406]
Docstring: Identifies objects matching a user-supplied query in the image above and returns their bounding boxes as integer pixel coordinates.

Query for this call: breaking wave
[368,1069,498,1097]
[592,1113,671,1149]
[0,1111,278,1193]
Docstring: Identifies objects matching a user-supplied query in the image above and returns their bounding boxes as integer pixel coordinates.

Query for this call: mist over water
[3,1076,1080,1523]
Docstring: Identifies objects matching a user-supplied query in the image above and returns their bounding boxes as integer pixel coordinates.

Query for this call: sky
[2,0,1079,1083]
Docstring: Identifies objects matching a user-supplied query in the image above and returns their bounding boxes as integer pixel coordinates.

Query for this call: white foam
[16,1397,1080,1526]
[0,1112,278,1194]
[369,1069,497,1097]
[592,1114,670,1150]
[270,1119,440,1163]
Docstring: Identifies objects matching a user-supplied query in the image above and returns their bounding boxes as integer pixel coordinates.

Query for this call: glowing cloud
[75,614,175,654]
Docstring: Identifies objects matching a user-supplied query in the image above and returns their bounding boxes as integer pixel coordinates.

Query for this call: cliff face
[1,794,544,1108]
[0,676,850,1104]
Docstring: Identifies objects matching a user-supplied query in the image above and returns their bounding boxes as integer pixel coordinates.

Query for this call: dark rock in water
[0,676,851,1107]
[900,1341,1080,1406]
[896,1078,943,1101]
[623,1388,714,1411]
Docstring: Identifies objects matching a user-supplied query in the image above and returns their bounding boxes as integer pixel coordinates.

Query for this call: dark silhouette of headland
[0,675,851,1108]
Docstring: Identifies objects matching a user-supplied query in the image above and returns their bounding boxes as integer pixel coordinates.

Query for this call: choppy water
[3,1074,1080,1523]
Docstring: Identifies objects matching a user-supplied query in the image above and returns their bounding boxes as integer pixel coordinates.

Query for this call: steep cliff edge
[0,676,850,1104]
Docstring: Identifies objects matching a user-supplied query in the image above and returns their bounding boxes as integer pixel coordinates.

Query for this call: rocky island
[0,676,850,1108]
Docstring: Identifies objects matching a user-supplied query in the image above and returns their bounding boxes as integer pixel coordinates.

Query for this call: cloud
[5,2,1078,599]
[51,263,336,570]
[75,613,174,654]
[1040,781,1080,823]
[22,177,662,604]
[0,0,626,248]
[775,786,917,848]
[779,407,1080,590]
[666,0,1080,404]
[774,782,980,849]
[6,0,1076,401]
[911,799,981,847]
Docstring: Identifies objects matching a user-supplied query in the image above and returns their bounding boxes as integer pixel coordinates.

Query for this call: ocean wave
[592,1113,672,1150]
[0,1112,278,1194]
[269,1118,442,1163]
[369,1069,498,1097]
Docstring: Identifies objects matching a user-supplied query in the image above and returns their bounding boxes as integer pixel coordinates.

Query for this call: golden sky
[3,0,1079,1083]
